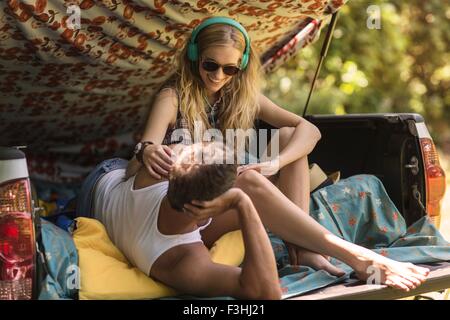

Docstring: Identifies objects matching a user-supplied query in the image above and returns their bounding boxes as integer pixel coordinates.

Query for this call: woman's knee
[234,169,268,194]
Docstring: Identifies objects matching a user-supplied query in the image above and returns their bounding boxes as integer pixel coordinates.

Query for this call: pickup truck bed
[290,262,450,300]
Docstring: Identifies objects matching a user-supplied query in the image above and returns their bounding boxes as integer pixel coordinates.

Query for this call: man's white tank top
[93,169,211,275]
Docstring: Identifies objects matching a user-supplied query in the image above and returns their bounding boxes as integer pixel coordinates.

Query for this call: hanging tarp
[0,0,347,183]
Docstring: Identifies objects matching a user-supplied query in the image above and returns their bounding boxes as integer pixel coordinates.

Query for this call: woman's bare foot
[353,254,430,291]
[296,248,346,277]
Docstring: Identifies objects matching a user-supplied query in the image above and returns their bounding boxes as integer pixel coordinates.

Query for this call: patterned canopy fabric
[0,0,347,183]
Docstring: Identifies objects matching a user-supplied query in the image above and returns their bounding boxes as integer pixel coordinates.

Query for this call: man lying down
[76,142,429,299]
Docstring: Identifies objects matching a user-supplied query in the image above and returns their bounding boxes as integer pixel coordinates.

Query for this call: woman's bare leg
[234,169,429,291]
[270,127,310,214]
[263,127,344,275]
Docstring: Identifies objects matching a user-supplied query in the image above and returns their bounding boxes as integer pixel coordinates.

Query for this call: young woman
[125,17,429,291]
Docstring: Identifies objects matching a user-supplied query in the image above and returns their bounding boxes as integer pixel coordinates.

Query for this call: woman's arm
[258,93,321,169]
[125,88,178,179]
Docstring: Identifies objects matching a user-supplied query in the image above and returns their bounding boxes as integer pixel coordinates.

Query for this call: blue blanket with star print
[270,174,450,299]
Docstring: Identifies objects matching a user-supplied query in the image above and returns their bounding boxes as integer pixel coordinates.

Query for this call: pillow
[72,217,244,300]
[38,219,79,300]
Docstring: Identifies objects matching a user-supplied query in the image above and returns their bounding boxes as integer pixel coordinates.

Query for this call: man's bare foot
[353,255,430,291]
[296,248,346,277]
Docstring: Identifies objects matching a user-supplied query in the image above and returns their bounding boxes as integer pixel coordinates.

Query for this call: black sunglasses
[201,60,241,76]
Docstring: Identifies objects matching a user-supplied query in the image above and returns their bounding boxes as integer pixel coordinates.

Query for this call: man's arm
[234,192,281,298]
[153,189,281,299]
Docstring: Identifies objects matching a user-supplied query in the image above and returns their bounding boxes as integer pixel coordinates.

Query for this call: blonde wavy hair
[166,22,262,139]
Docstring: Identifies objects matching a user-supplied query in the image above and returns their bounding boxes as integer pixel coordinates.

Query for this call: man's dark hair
[167,162,238,211]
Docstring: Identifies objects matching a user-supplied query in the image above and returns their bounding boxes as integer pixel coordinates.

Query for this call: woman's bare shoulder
[149,87,179,126]
[156,87,178,105]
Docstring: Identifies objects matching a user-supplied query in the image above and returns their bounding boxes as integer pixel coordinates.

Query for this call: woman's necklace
[203,94,220,129]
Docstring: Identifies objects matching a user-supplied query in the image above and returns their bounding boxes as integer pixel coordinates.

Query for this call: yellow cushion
[73,217,244,300]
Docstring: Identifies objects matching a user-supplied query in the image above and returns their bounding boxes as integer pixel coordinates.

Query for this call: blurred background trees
[263,0,449,150]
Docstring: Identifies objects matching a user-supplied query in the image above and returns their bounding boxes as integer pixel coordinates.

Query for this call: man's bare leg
[235,169,429,291]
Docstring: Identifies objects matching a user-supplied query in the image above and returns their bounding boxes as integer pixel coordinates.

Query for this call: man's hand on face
[183,188,246,220]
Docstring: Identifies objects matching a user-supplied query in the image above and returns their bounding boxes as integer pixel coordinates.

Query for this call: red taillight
[0,178,35,300]
[420,138,446,221]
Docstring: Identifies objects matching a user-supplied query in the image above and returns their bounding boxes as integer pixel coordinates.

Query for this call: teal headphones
[187,16,251,70]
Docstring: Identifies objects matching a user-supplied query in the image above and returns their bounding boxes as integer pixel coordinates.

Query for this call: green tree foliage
[263,0,450,145]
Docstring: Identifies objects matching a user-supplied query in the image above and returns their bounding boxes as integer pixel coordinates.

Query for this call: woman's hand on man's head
[142,144,173,179]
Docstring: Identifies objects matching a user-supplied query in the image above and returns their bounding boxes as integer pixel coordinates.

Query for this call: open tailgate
[290,262,450,300]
